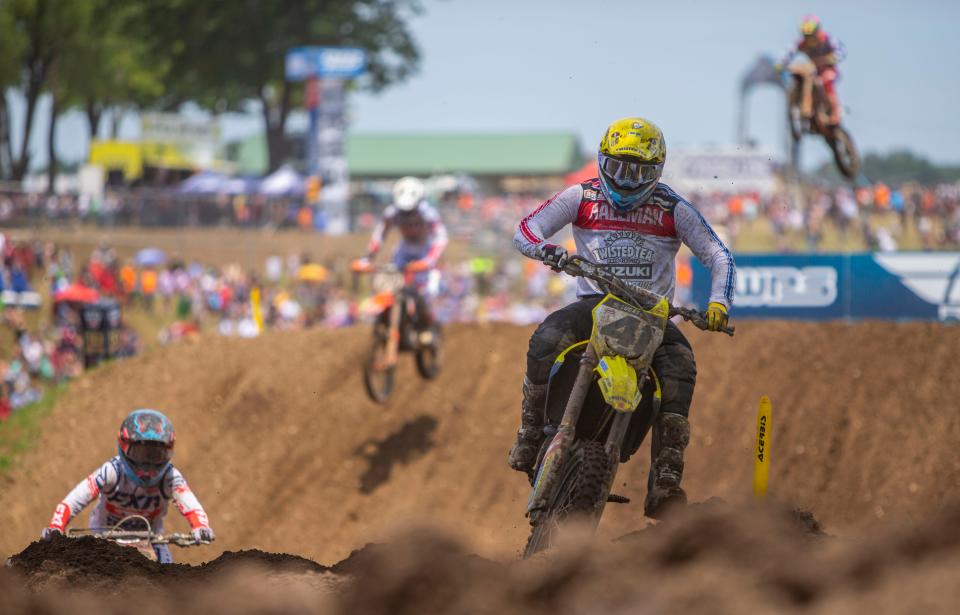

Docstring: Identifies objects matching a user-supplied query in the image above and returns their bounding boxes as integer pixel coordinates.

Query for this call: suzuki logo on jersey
[601,264,653,279]
[106,489,162,511]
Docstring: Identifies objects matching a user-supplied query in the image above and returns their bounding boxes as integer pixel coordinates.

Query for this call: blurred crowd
[0,189,318,229]
[1,238,80,419]
[2,174,958,418]
[4,180,959,254]
[691,181,960,252]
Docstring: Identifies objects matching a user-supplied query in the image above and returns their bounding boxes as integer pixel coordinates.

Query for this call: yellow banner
[753,395,771,499]
[89,141,143,180]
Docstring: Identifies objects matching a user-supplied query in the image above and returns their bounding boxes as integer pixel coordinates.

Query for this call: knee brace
[656,343,697,418]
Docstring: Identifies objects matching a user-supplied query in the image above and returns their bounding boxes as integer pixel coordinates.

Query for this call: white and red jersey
[515,179,736,308]
[368,200,449,267]
[47,456,210,534]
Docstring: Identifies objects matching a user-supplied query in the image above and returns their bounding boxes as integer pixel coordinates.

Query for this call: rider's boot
[507,377,548,475]
[801,74,814,119]
[827,95,842,126]
[644,412,691,519]
[414,297,437,346]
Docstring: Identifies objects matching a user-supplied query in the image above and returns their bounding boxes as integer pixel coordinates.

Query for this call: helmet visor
[599,155,661,190]
[124,441,172,467]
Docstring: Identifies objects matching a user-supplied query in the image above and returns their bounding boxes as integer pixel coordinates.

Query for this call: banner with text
[691,253,960,321]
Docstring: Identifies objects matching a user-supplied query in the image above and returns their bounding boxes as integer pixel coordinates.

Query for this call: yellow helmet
[598,117,666,212]
[799,14,821,37]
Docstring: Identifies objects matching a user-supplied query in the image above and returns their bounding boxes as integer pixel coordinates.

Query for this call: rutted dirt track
[2,321,959,612]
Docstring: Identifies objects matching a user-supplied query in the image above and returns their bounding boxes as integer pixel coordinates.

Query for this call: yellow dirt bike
[67,515,209,562]
[352,259,442,403]
[523,255,733,558]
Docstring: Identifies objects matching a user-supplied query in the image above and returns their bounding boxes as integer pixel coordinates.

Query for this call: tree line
[0,0,422,186]
[817,150,960,185]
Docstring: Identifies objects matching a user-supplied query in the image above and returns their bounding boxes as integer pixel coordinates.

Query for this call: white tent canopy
[259,166,305,197]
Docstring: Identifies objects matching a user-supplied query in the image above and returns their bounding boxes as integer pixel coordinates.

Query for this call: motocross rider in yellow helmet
[510,117,736,518]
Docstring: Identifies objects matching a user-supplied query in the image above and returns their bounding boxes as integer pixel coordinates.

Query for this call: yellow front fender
[595,355,642,412]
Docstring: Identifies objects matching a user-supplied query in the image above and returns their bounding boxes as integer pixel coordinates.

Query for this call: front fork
[526,344,599,516]
[384,297,402,367]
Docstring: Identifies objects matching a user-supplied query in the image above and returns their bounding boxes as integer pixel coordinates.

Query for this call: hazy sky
[11,0,960,169]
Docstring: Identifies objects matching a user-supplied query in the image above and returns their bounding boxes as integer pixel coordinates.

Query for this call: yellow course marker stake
[251,287,264,334]
[753,395,772,500]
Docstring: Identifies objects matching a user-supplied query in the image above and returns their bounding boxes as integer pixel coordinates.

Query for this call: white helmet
[392,176,425,212]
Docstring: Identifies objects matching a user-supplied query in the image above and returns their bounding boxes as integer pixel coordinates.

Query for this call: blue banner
[691,253,960,321]
[285,47,368,81]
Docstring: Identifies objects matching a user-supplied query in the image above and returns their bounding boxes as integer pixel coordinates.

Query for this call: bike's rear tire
[830,126,860,179]
[415,328,442,380]
[363,334,395,404]
[523,441,611,558]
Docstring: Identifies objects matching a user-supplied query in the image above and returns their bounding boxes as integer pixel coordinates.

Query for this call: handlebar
[351,259,428,276]
[67,528,209,547]
[557,255,734,336]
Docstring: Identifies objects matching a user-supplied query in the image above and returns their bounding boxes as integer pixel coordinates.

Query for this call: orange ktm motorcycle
[784,62,860,179]
[352,259,442,403]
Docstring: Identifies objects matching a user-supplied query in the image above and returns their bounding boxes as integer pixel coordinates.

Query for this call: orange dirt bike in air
[522,255,733,558]
[783,62,860,179]
[352,259,442,403]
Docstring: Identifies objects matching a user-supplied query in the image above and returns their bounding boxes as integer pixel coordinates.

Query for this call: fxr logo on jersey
[50,502,71,529]
[106,489,162,511]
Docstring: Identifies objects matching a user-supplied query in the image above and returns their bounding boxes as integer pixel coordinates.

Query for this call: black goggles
[124,441,172,466]
[599,154,661,189]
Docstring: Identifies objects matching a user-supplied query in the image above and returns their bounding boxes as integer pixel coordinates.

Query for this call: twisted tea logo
[736,266,838,307]
[593,231,655,281]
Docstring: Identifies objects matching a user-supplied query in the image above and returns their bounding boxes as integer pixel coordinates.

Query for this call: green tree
[817,149,960,185]
[0,5,27,179]
[145,0,423,172]
[2,0,99,182]
[2,0,57,181]
[42,0,97,191]
[59,0,167,143]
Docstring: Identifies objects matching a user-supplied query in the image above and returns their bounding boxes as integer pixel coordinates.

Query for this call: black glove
[540,243,569,271]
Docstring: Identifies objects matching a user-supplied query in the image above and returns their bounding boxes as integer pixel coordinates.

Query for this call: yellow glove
[707,302,728,332]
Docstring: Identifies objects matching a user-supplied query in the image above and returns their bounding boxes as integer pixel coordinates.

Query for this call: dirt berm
[2,321,958,564]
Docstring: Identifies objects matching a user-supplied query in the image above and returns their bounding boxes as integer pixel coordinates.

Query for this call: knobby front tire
[523,440,611,558]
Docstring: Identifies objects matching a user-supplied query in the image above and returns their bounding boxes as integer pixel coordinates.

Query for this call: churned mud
[1,321,958,613]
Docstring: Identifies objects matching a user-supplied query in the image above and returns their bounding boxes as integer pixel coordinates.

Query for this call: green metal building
[226,131,584,194]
